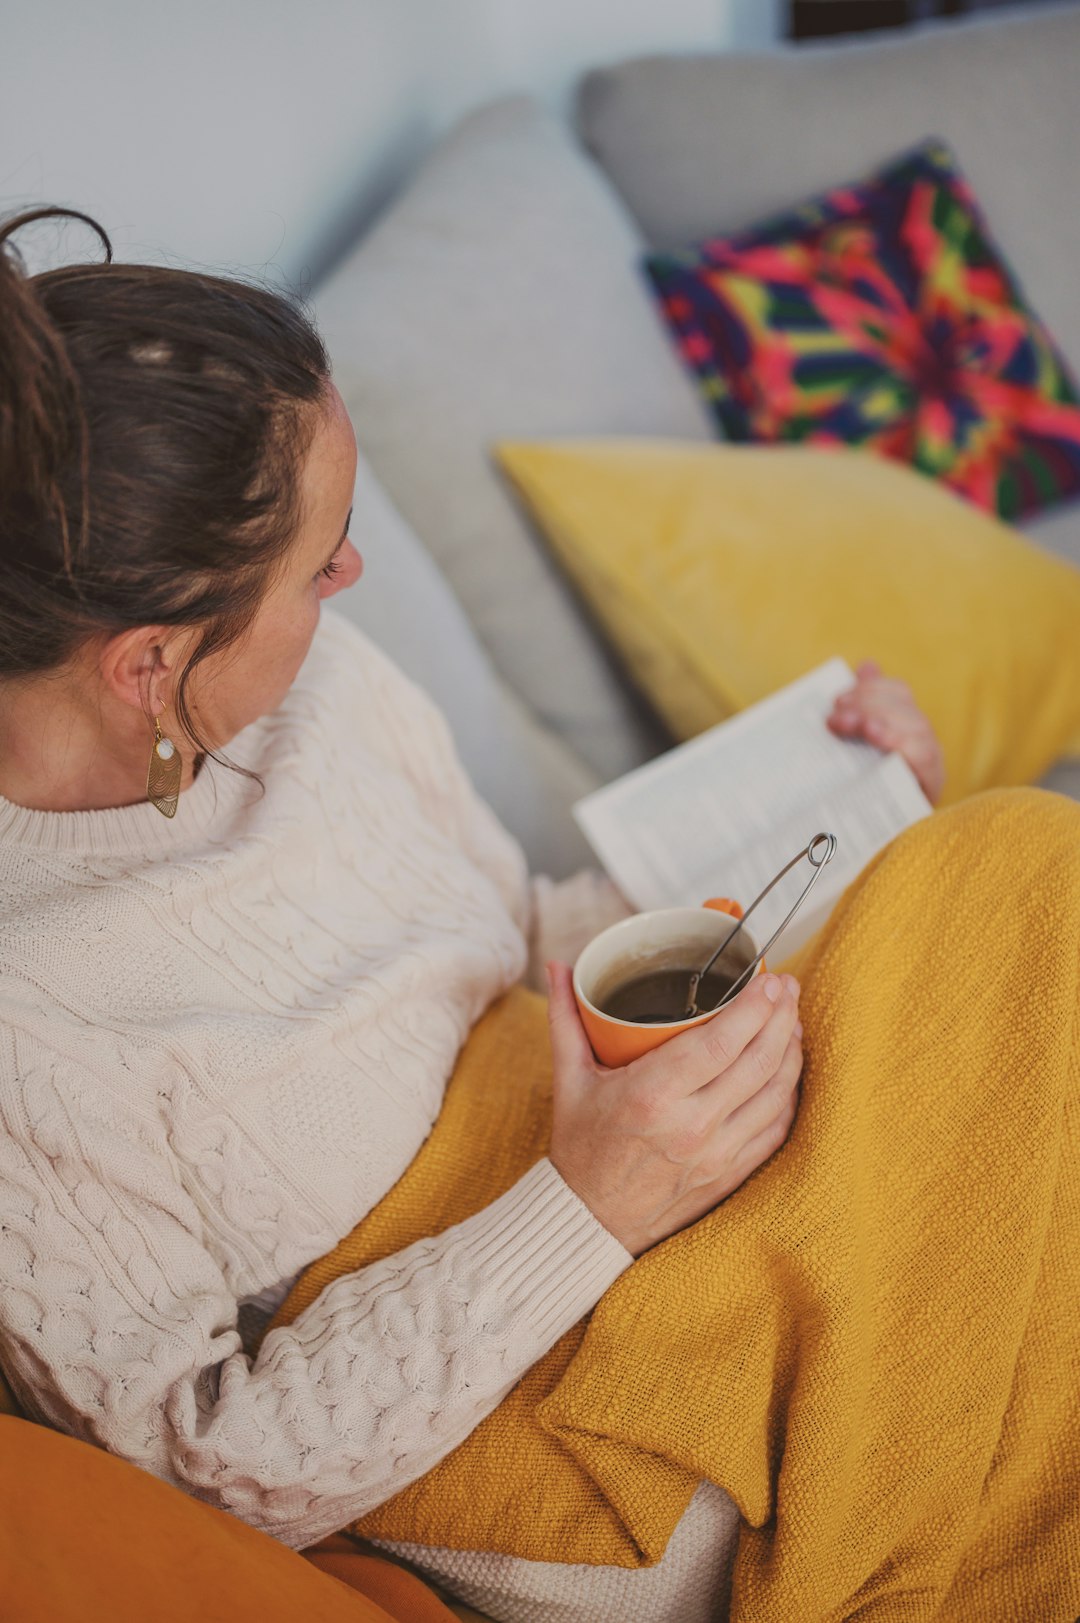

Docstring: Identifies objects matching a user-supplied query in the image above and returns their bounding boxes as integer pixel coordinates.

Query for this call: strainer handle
[688,832,838,1014]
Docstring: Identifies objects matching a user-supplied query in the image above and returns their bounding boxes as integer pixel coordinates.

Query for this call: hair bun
[0,205,111,567]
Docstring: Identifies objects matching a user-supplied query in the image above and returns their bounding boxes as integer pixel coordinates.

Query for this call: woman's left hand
[826,659,946,806]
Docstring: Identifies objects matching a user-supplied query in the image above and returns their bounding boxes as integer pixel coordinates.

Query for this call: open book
[572,659,933,963]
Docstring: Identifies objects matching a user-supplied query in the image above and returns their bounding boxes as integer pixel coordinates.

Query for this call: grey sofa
[308,13,1080,1614]
[315,1,1080,881]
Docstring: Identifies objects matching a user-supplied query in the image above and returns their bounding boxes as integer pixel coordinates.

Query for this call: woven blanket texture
[262,787,1080,1622]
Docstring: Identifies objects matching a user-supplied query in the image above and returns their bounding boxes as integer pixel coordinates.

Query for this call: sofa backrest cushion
[336,450,600,878]
[579,3,1080,378]
[313,96,712,787]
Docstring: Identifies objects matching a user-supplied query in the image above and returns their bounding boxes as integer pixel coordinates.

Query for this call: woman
[0,206,947,1622]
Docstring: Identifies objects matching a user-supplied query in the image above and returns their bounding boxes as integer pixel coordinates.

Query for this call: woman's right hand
[545,961,804,1258]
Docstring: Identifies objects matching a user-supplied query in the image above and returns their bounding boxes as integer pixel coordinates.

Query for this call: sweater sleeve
[0,1032,632,1551]
[353,632,638,988]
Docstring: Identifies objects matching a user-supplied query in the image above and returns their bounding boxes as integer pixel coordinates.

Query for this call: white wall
[0,0,780,292]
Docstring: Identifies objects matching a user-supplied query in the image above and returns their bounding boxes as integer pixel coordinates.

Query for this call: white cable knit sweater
[0,605,641,1554]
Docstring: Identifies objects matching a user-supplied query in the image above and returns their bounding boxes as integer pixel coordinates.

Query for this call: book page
[572,660,932,959]
[695,751,933,961]
[573,658,867,909]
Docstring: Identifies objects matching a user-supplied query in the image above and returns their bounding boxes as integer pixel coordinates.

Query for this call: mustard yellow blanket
[261,787,1080,1621]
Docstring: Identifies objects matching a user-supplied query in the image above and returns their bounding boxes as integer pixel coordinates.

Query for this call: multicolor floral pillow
[645,140,1080,521]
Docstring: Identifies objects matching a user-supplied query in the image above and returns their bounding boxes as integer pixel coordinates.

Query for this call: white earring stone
[156,738,176,760]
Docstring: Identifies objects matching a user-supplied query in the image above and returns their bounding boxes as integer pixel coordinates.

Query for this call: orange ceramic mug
[572,898,766,1068]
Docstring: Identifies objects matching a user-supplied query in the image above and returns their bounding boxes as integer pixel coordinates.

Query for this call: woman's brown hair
[0,204,332,785]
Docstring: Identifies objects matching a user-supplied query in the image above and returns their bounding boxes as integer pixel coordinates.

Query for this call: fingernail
[763,975,782,1003]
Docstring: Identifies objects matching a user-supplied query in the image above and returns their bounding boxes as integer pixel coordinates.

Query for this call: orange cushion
[0,1415,458,1623]
[304,1536,492,1623]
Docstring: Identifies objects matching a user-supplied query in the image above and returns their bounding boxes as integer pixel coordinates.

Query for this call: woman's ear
[97,623,196,717]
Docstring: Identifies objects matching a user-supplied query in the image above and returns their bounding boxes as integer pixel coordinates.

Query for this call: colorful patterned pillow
[644,140,1080,522]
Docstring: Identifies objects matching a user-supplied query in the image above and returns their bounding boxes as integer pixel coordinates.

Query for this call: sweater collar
[0,724,265,859]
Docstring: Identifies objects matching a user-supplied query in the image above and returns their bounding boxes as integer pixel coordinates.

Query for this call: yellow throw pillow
[494,441,1080,802]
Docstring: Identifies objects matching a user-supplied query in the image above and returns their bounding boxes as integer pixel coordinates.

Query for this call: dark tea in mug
[600,965,740,1025]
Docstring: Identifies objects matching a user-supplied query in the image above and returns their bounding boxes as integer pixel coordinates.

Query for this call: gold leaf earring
[147,710,182,818]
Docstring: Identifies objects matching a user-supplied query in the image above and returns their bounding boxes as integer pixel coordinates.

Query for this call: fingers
[729,1065,801,1184]
[630,970,799,1097]
[828,668,932,736]
[831,684,914,720]
[832,702,924,753]
[831,660,909,705]
[829,680,917,733]
[826,675,945,803]
[544,960,598,1075]
[693,976,801,1116]
[721,1023,803,1146]
[866,719,936,775]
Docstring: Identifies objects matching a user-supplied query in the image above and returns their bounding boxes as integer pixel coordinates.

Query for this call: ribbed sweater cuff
[449,1157,634,1346]
[526,871,637,991]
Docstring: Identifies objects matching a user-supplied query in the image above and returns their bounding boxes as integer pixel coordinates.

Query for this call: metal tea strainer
[683,832,838,1018]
